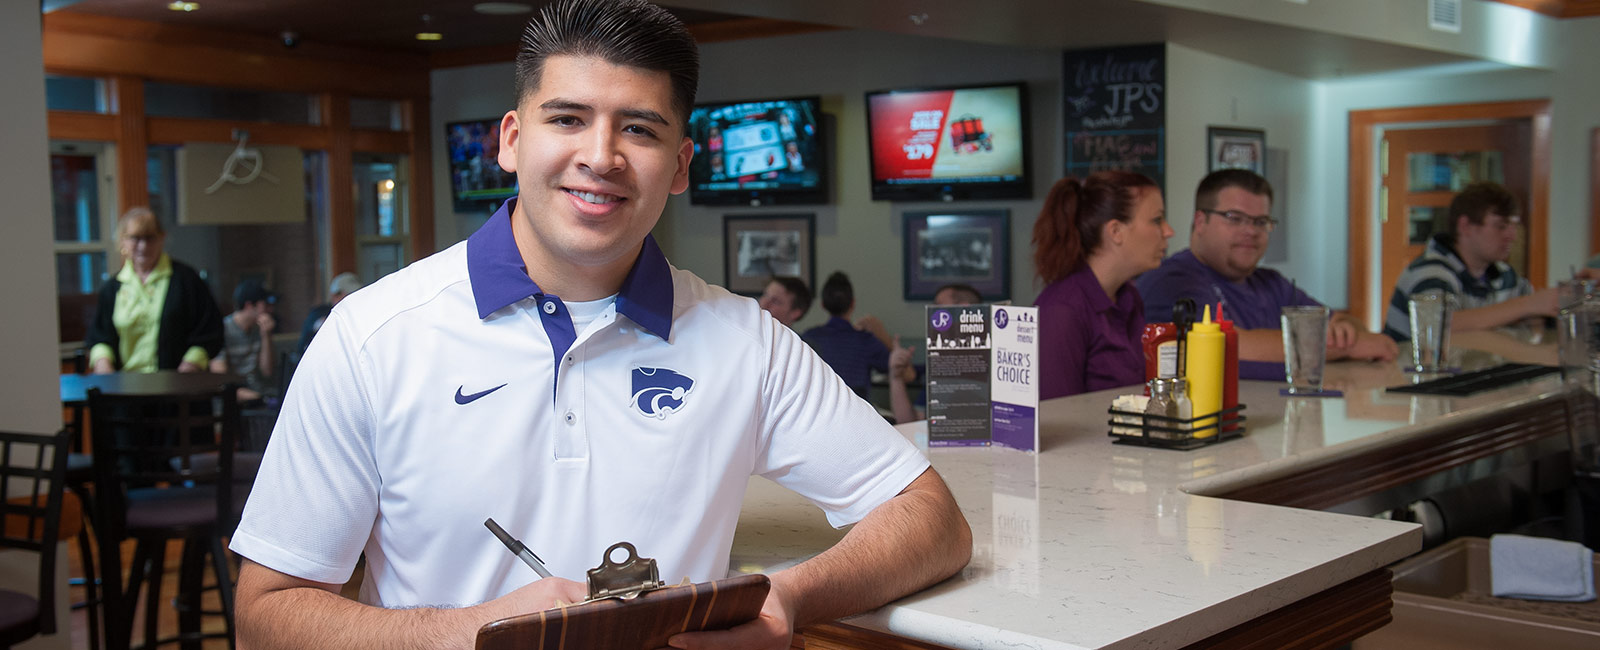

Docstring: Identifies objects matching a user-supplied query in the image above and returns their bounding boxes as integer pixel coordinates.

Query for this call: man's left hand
[176,360,202,373]
[664,579,795,650]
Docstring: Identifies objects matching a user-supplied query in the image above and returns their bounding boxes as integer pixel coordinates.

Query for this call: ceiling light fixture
[416,13,443,41]
[167,1,199,11]
[473,2,533,15]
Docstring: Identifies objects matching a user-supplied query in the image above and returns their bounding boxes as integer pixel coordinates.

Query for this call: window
[45,74,109,113]
[51,141,115,343]
[144,81,319,125]
[350,97,404,131]
[353,153,409,283]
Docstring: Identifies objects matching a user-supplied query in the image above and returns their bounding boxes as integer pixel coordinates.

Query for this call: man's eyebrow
[536,100,670,127]
[538,99,591,113]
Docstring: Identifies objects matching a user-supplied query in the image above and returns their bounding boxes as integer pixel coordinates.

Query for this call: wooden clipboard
[474,573,770,650]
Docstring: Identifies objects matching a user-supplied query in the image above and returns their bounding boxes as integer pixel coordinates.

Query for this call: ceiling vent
[1429,0,1463,34]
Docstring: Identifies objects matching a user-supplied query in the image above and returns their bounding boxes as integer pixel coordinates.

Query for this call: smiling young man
[1137,170,1397,375]
[229,2,969,649]
[1382,181,1558,340]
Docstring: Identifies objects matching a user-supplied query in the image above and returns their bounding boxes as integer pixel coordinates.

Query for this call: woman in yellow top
[85,207,224,374]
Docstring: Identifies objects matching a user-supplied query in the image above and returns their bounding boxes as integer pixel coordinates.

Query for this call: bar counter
[729,330,1586,649]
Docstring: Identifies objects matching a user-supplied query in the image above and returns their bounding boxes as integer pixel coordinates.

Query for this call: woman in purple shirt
[1032,171,1172,399]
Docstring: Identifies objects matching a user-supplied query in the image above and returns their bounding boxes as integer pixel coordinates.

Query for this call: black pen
[484,517,553,579]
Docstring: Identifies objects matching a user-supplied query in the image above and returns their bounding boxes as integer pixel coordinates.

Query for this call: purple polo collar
[466,198,674,340]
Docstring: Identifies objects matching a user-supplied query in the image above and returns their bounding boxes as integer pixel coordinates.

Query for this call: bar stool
[88,385,241,650]
[0,430,71,649]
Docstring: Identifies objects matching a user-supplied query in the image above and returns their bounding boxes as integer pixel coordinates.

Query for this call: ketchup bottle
[1142,322,1179,386]
[1216,304,1240,432]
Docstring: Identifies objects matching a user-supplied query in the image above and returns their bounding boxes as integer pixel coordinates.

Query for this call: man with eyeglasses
[1138,169,1396,376]
[1382,181,1571,341]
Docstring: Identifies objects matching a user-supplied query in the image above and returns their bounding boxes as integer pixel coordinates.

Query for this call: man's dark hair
[1444,181,1519,243]
[934,284,983,305]
[1195,169,1274,211]
[515,0,700,125]
[770,276,812,320]
[820,271,854,317]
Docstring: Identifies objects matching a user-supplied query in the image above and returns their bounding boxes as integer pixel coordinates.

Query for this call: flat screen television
[446,117,518,212]
[865,82,1032,201]
[687,96,827,206]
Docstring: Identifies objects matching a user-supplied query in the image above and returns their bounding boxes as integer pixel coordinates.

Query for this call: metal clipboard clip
[583,542,667,603]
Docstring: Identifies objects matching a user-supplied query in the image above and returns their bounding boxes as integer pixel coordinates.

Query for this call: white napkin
[1490,534,1597,602]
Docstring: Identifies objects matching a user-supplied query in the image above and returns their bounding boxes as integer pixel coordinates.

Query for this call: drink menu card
[925,305,1040,451]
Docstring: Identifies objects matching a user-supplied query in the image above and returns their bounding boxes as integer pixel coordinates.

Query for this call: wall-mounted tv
[865,82,1032,202]
[446,117,517,212]
[687,96,827,206]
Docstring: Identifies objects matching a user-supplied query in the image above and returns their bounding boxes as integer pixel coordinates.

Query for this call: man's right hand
[91,358,114,374]
[475,576,588,624]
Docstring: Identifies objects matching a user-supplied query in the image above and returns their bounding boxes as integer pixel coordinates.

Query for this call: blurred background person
[214,279,278,404]
[758,275,812,327]
[803,271,891,399]
[85,207,224,374]
[300,272,364,354]
[1032,171,1171,399]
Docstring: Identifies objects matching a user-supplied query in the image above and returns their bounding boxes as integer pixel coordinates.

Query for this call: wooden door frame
[1348,99,1551,327]
[1592,128,1599,256]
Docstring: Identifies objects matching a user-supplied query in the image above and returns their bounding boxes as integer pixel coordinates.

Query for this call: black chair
[88,386,242,650]
[0,430,70,649]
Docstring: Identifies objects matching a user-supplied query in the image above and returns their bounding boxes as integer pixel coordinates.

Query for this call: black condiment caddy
[1106,404,1247,451]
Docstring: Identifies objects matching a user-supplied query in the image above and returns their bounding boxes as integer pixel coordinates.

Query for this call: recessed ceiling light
[473,2,533,15]
[415,32,443,41]
[167,1,199,11]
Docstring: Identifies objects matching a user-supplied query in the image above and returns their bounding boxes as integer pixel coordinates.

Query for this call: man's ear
[497,109,521,173]
[669,136,693,195]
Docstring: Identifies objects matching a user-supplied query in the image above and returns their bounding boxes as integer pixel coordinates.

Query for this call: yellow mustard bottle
[1185,306,1224,437]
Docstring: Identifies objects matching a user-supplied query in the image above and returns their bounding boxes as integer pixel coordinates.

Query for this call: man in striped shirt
[1383,181,1554,341]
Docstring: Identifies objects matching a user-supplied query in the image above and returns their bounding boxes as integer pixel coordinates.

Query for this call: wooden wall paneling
[112,75,148,212]
[1490,0,1600,18]
[405,99,436,257]
[1528,104,1551,288]
[1348,114,1374,326]
[42,20,427,98]
[42,11,426,71]
[147,118,332,149]
[324,93,356,276]
[47,111,117,141]
[1592,128,1599,256]
[349,130,411,155]
[1347,99,1553,325]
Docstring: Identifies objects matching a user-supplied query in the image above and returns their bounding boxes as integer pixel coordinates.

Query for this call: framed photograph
[1208,126,1266,175]
[902,209,1010,301]
[722,213,815,296]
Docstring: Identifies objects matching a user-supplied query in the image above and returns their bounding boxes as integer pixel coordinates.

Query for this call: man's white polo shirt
[230,200,929,608]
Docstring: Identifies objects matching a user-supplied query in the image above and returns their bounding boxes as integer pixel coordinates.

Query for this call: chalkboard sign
[1063,43,1165,189]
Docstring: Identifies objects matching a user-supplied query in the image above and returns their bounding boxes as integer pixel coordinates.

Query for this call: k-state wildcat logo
[631,367,694,419]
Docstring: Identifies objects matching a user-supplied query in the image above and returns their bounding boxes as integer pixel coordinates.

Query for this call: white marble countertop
[728,331,1570,649]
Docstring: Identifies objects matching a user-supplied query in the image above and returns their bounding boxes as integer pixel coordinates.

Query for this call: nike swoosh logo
[455,384,507,405]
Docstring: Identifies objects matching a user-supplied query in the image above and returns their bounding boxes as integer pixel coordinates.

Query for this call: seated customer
[1383,181,1566,340]
[299,272,364,354]
[1137,170,1395,376]
[86,207,224,374]
[757,275,812,327]
[1033,171,1171,399]
[802,271,891,399]
[212,279,278,403]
